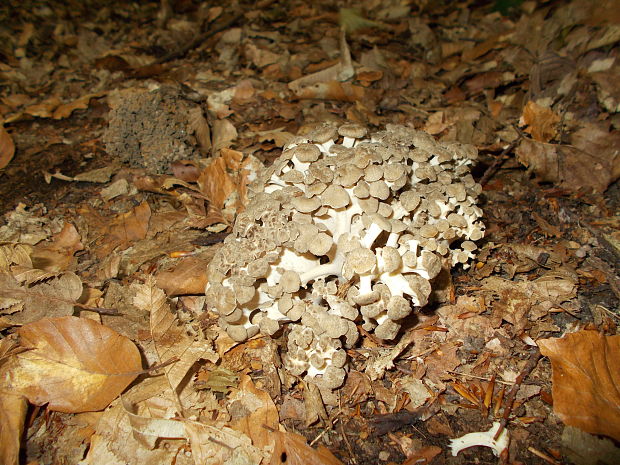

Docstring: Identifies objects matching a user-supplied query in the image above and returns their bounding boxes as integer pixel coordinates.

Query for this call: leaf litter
[0,0,619,464]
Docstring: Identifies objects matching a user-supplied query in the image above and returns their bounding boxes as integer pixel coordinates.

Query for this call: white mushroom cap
[338,123,368,139]
[227,324,249,342]
[308,232,334,256]
[320,366,346,389]
[291,195,321,213]
[387,295,411,320]
[374,319,400,340]
[346,247,376,274]
[380,246,402,273]
[321,184,350,209]
[292,143,321,162]
[280,270,301,293]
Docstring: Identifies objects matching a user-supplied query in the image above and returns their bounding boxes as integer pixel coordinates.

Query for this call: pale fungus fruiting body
[205,123,484,401]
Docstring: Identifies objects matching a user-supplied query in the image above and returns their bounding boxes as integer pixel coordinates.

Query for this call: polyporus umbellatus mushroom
[206,123,484,401]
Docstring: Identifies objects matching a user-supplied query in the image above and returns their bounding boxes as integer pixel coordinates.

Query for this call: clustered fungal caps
[206,123,484,398]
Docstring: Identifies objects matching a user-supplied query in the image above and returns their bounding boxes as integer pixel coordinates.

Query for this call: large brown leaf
[538,331,620,440]
[0,125,15,170]
[3,316,142,412]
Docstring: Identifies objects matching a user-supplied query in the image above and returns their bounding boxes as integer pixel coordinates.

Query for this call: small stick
[494,349,542,440]
[310,417,340,446]
[339,419,357,464]
[447,370,515,385]
[527,446,561,465]
[479,136,521,187]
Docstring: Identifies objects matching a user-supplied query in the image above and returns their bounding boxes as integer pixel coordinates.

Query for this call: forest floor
[0,1,619,464]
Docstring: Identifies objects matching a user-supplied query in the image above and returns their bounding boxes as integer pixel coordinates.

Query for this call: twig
[338,392,357,464]
[479,136,521,187]
[310,416,340,447]
[153,0,279,65]
[447,370,515,385]
[339,419,357,464]
[77,304,119,315]
[527,446,561,465]
[145,356,181,374]
[154,12,244,64]
[494,349,542,440]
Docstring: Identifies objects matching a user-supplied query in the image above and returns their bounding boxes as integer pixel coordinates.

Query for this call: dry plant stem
[494,349,542,440]
[527,446,562,465]
[154,0,279,64]
[339,420,357,464]
[447,370,514,385]
[78,305,119,315]
[145,356,181,374]
[154,13,244,64]
[479,137,520,187]
[310,416,340,447]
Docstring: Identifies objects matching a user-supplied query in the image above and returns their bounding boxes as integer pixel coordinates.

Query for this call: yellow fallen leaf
[3,316,142,413]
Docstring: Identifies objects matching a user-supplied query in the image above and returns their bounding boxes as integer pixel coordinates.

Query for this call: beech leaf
[133,276,218,401]
[0,125,15,170]
[538,330,620,441]
[3,316,142,413]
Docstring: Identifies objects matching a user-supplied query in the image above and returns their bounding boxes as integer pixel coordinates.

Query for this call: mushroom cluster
[206,123,484,400]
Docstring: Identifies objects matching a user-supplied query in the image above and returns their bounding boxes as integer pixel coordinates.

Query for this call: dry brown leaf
[52,92,106,120]
[0,243,33,271]
[2,316,142,412]
[464,71,505,95]
[171,160,202,182]
[121,395,186,448]
[293,81,366,102]
[81,377,187,465]
[31,222,84,272]
[0,390,27,465]
[515,138,616,193]
[156,256,210,296]
[188,106,211,154]
[133,276,218,404]
[521,101,560,142]
[229,374,279,451]
[0,125,15,170]
[198,156,236,210]
[73,166,115,183]
[269,430,345,465]
[0,271,83,325]
[401,445,442,465]
[184,420,264,465]
[211,118,238,155]
[538,330,620,441]
[233,79,256,103]
[95,201,151,258]
[23,96,61,118]
[570,122,620,182]
[461,35,501,62]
